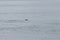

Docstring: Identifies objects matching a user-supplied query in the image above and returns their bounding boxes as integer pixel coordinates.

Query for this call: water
[0,0,60,40]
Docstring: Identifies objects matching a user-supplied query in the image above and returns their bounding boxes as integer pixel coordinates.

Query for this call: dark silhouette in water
[25,19,28,21]
[0,19,29,23]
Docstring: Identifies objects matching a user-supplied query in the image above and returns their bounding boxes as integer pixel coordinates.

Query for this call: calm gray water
[0,0,60,40]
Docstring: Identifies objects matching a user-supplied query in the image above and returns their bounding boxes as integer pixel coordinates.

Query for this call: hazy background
[0,0,60,40]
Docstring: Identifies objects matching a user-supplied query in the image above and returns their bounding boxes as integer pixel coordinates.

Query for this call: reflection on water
[0,22,60,33]
[0,25,40,32]
[0,22,60,40]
